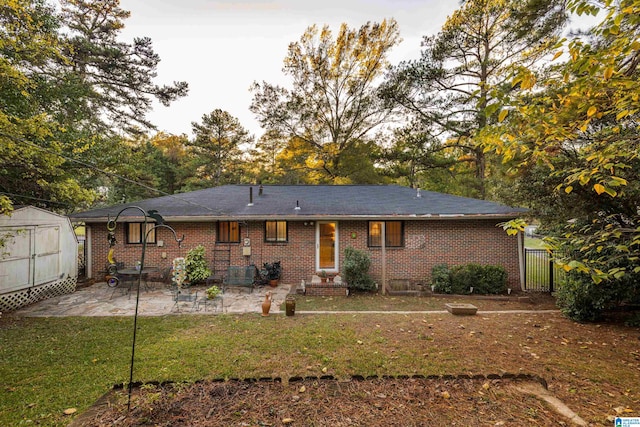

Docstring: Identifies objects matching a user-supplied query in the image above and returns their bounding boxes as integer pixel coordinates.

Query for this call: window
[126,222,156,244]
[368,221,404,247]
[217,221,240,243]
[265,220,288,242]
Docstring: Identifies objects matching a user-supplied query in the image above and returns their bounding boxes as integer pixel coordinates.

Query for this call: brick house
[69,184,527,291]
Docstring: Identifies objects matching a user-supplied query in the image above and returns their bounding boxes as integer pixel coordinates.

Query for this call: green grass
[294,294,447,311]
[0,314,457,426]
[2,309,639,425]
[524,236,546,249]
[525,248,566,291]
[0,295,557,426]
[290,293,557,311]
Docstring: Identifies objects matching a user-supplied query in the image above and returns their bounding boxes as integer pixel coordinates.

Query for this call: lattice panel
[0,277,77,312]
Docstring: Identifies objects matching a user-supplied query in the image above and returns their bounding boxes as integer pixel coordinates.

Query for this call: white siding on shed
[0,207,77,311]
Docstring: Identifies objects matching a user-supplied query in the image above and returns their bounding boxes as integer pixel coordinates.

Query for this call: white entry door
[316,221,338,272]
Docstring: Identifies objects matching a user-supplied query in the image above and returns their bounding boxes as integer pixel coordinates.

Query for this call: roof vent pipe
[248,187,253,206]
[295,200,301,210]
[416,188,421,198]
[259,185,263,196]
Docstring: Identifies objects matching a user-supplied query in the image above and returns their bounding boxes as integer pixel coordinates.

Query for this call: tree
[244,130,289,184]
[250,20,401,183]
[185,109,253,189]
[0,0,188,213]
[381,0,567,198]
[147,132,191,194]
[379,124,479,193]
[59,0,188,135]
[270,136,317,184]
[490,0,640,319]
[0,0,93,214]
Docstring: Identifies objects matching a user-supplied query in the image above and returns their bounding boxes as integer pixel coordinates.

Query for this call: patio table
[118,267,159,291]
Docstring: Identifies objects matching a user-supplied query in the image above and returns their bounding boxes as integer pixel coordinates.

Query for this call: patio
[14,281,292,317]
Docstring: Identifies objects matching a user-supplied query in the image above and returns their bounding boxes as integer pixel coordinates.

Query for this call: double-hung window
[265,220,287,242]
[217,221,240,243]
[368,221,404,247]
[126,222,156,244]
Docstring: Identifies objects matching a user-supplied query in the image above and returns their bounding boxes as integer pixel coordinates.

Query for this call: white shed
[0,206,78,312]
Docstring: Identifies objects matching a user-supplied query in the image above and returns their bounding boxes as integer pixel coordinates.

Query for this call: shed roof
[69,184,527,222]
[1,205,75,227]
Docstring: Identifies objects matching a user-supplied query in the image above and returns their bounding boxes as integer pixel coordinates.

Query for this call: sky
[117,0,460,139]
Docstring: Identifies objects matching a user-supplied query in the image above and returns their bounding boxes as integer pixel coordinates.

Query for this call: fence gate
[525,249,565,292]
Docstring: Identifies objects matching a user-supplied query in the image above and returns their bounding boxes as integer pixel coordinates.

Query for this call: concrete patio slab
[14,282,292,317]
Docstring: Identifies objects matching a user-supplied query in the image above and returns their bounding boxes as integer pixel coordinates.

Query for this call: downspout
[381,222,386,295]
[86,226,92,279]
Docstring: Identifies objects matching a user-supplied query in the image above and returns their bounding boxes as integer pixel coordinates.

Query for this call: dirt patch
[74,377,570,426]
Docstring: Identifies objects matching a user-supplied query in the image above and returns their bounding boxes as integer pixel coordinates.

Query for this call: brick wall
[87,218,521,290]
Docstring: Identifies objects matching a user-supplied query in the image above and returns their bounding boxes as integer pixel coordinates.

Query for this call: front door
[316,221,338,272]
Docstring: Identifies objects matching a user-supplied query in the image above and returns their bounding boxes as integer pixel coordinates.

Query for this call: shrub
[555,272,608,322]
[343,246,376,292]
[479,265,507,294]
[430,264,451,293]
[555,270,640,322]
[435,263,507,295]
[184,245,211,284]
[450,264,483,294]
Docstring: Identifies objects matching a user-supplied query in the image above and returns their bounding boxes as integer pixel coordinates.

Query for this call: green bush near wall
[185,245,211,284]
[431,263,507,295]
[343,246,376,292]
[431,264,452,293]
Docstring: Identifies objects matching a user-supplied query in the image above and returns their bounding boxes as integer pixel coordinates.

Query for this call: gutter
[70,213,525,223]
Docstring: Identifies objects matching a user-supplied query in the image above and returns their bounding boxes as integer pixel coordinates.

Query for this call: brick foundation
[304,282,350,296]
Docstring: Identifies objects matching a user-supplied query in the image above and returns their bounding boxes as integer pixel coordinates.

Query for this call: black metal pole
[126,223,183,411]
[106,207,183,412]
[127,223,145,412]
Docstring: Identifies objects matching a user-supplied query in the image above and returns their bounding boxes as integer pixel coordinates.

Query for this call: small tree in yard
[343,247,376,292]
[185,245,211,284]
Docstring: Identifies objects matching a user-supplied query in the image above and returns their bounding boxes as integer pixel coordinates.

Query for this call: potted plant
[318,270,328,282]
[264,261,281,286]
[206,285,221,300]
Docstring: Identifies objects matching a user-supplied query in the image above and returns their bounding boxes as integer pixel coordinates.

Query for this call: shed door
[0,227,34,293]
[34,226,60,285]
[0,225,61,294]
[316,221,338,272]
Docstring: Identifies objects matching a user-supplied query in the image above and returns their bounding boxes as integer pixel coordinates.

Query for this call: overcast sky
[117,0,459,139]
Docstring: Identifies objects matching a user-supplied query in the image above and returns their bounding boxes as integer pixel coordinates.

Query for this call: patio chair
[222,265,256,293]
[147,266,172,288]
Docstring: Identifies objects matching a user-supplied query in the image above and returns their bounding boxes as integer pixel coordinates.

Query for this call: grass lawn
[1,308,639,425]
[292,292,558,312]
[525,236,546,249]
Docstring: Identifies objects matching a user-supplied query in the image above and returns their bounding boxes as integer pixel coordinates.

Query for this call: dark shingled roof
[69,185,527,222]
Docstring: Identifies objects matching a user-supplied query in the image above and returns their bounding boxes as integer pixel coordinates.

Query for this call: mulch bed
[76,376,561,426]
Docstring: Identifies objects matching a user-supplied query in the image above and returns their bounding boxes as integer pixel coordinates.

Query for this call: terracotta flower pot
[269,279,278,287]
